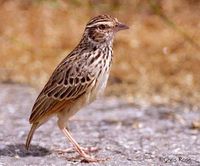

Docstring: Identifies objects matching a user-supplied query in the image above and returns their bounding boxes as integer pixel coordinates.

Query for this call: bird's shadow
[0,144,51,157]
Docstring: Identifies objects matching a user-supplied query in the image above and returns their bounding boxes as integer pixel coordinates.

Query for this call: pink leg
[58,126,106,162]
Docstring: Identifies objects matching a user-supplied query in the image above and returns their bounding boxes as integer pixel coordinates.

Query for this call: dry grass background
[0,0,200,106]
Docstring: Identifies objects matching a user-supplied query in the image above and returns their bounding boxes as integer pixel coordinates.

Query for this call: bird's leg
[62,128,86,155]
[56,120,105,162]
[56,116,107,162]
[61,127,104,162]
[55,146,99,154]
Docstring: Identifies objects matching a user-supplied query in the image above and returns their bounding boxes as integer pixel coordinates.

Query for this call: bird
[25,14,129,162]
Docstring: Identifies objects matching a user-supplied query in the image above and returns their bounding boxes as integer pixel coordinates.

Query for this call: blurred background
[0,0,199,106]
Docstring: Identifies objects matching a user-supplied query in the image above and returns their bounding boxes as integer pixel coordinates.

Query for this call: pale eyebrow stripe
[87,22,113,28]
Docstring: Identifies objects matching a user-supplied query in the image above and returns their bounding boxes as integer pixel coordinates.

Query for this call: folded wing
[29,55,96,123]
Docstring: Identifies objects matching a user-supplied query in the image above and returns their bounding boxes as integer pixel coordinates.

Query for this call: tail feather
[25,123,38,150]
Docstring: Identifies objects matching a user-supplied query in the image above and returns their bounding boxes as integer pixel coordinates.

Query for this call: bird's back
[29,42,112,124]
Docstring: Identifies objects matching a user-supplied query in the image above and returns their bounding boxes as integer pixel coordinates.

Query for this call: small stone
[191,120,200,130]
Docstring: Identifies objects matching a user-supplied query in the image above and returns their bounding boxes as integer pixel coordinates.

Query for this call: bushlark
[26,14,128,162]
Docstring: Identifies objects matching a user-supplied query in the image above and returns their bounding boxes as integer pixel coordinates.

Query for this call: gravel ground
[0,84,200,166]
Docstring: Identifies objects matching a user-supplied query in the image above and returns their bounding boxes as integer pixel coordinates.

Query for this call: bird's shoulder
[29,51,96,123]
[38,50,96,101]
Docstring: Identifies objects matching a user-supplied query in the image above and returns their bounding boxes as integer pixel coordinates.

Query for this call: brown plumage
[26,14,128,162]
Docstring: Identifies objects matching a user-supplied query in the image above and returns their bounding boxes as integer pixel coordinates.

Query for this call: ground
[0,84,200,166]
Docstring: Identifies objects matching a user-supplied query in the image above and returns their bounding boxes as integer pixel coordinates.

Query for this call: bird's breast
[89,48,113,100]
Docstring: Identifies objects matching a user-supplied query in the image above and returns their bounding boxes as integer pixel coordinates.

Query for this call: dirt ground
[0,84,200,166]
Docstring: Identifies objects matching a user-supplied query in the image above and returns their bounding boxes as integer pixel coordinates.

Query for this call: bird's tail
[25,123,39,150]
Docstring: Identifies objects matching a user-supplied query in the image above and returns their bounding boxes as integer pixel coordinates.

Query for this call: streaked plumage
[25,14,128,162]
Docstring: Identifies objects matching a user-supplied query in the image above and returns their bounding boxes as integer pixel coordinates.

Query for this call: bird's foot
[55,146,100,154]
[55,147,108,162]
[65,153,109,163]
[78,148,109,163]
[80,154,109,163]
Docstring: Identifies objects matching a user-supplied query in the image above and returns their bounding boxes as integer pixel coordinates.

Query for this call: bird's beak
[115,22,129,31]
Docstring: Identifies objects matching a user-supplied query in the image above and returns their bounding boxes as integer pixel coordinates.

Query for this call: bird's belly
[59,71,110,122]
[90,70,110,100]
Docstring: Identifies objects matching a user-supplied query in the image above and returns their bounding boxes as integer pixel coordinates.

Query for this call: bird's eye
[98,24,106,30]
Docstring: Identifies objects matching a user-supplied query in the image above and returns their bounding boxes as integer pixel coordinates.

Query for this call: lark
[25,14,128,162]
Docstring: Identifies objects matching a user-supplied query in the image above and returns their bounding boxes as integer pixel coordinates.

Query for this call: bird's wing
[29,55,96,123]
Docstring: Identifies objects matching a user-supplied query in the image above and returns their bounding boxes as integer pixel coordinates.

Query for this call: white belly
[95,70,110,97]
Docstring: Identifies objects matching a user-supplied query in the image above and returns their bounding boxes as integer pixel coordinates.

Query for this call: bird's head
[84,15,129,44]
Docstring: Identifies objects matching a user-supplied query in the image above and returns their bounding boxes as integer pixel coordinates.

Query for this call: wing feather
[29,54,96,123]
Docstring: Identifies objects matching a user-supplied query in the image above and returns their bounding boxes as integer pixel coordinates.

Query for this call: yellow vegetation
[0,0,199,105]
